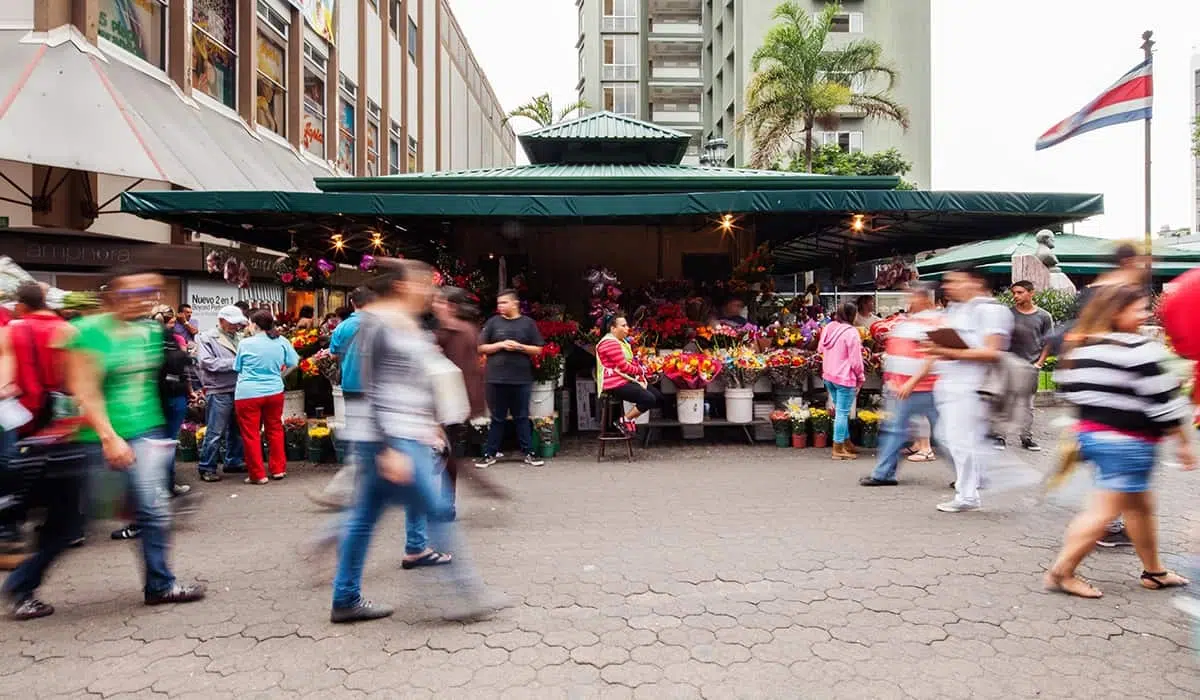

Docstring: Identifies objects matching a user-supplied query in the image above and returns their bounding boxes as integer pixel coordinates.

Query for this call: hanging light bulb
[850,214,865,233]
[331,233,345,251]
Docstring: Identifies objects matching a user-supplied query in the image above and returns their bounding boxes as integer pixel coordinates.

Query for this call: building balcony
[601,65,639,81]
[601,17,639,33]
[651,104,702,125]
[649,63,702,83]
[649,82,702,104]
[649,20,703,38]
[649,0,702,13]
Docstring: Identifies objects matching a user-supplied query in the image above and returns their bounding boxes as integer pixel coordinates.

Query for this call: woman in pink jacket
[818,302,866,460]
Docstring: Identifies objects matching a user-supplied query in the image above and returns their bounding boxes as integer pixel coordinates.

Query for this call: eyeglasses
[113,287,159,296]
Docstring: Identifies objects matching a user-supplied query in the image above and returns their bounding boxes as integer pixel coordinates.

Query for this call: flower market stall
[121,111,1105,450]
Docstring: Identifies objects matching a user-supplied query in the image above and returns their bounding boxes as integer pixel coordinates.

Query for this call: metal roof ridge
[520,111,691,140]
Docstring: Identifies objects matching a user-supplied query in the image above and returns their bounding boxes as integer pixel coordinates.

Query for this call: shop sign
[200,244,283,279]
[185,278,284,332]
[18,242,134,266]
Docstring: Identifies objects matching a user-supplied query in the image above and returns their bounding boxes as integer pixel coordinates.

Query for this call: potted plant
[284,417,308,462]
[789,407,810,448]
[307,424,335,464]
[662,352,724,424]
[532,415,559,458]
[857,409,882,448]
[809,409,832,448]
[769,409,792,448]
[177,422,200,462]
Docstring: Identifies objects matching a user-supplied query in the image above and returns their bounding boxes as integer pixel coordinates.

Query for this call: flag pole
[1142,30,1154,279]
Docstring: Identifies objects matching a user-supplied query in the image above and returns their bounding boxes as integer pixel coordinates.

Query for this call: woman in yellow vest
[595,313,659,436]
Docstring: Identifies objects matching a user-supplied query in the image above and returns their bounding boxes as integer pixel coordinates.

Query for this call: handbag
[425,352,470,426]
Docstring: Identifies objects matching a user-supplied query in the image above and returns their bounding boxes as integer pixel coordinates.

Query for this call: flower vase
[812,432,829,448]
[791,432,808,448]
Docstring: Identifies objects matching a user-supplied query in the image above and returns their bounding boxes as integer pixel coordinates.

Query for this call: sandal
[244,477,269,485]
[900,445,918,456]
[271,472,287,481]
[907,450,937,462]
[1140,570,1189,590]
[401,550,453,570]
[1044,572,1103,599]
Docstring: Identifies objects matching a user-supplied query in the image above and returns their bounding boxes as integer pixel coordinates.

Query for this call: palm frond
[848,92,911,130]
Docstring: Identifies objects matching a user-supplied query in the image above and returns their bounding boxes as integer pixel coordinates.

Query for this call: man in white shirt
[923,267,1012,512]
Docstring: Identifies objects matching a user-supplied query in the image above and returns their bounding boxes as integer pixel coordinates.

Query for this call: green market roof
[917,232,1200,278]
[119,110,1105,273]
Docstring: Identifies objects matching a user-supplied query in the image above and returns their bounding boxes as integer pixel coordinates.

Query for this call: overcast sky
[448,0,1200,238]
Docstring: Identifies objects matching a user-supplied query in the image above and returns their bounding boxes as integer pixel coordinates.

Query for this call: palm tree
[503,93,590,129]
[738,1,910,171]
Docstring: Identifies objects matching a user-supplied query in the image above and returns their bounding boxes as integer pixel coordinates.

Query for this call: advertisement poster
[185,279,284,333]
[98,0,164,65]
[301,0,336,44]
[336,99,355,173]
[302,107,326,158]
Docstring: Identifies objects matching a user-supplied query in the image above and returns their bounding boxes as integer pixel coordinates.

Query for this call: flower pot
[176,446,198,462]
[724,387,754,424]
[539,442,556,458]
[623,401,651,425]
[812,432,829,449]
[530,381,556,419]
[283,390,306,420]
[285,442,307,462]
[791,433,808,448]
[676,389,705,425]
[773,430,791,448]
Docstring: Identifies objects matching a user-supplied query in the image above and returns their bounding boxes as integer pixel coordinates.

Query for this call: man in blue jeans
[861,284,943,486]
[475,289,544,469]
[330,259,501,624]
[195,306,247,481]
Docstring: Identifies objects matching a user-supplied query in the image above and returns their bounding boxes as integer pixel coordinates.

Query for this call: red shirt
[9,313,69,434]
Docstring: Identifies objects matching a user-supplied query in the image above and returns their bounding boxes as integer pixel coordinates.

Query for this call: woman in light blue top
[234,310,300,484]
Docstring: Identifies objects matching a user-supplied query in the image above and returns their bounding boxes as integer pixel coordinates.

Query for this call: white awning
[0,27,335,192]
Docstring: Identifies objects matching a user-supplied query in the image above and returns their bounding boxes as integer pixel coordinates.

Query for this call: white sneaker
[936,500,980,513]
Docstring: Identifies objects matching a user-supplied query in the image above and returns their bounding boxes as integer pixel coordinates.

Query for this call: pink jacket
[818,321,865,388]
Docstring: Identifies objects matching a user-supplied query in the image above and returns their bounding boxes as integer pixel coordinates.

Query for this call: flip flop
[1140,570,1189,590]
[402,550,453,570]
[907,451,937,462]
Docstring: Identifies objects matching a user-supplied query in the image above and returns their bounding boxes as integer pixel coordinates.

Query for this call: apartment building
[577,0,931,184]
[0,0,514,248]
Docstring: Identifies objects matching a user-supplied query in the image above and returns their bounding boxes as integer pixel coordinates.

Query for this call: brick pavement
[1,417,1197,699]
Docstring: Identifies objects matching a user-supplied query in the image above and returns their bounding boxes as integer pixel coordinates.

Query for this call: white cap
[217,305,247,325]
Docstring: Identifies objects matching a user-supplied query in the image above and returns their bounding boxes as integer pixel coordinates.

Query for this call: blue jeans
[162,394,188,487]
[404,449,457,553]
[0,428,22,540]
[2,447,88,600]
[199,392,243,474]
[484,383,533,457]
[1079,431,1156,493]
[88,432,177,595]
[872,391,940,481]
[825,381,856,444]
[333,439,479,610]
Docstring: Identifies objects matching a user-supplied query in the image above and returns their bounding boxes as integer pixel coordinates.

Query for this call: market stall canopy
[120,110,1103,272]
[917,232,1200,279]
[0,27,333,191]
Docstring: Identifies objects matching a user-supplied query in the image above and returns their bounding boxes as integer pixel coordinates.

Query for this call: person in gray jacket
[195,305,247,482]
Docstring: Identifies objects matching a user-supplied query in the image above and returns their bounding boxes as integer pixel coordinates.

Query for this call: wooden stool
[597,394,634,463]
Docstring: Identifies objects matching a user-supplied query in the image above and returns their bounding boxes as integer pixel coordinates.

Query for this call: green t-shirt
[64,314,165,442]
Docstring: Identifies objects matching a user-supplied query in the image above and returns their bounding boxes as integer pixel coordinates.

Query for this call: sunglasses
[113,287,160,296]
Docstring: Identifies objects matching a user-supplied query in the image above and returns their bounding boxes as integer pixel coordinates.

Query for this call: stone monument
[1035,229,1077,294]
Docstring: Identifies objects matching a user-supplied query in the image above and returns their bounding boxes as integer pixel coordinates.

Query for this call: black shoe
[1021,437,1042,452]
[331,599,394,624]
[10,597,54,621]
[474,455,497,469]
[859,476,898,487]
[68,536,85,548]
[199,472,221,483]
[144,583,207,606]
[992,436,1007,450]
[111,525,141,540]
[524,453,545,467]
[1096,529,1134,548]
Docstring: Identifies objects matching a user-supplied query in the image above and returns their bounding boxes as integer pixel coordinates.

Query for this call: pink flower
[280,272,294,284]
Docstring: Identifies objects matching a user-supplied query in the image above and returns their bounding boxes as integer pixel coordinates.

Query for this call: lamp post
[702,138,728,167]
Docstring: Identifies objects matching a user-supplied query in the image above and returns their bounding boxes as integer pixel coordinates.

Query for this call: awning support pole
[0,171,31,203]
[95,178,145,214]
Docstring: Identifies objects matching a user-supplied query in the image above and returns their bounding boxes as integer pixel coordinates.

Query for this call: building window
[366,101,381,176]
[408,19,418,61]
[192,0,237,108]
[602,35,637,80]
[337,76,357,173]
[302,41,328,158]
[388,121,401,175]
[817,130,863,153]
[602,0,638,32]
[603,83,637,117]
[256,3,288,136]
[99,0,167,69]
[827,11,864,33]
[408,135,418,172]
[389,0,400,35]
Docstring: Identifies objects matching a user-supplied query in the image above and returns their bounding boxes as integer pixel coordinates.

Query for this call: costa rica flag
[1035,57,1153,150]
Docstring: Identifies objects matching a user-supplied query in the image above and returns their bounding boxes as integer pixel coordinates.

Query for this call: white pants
[934,383,988,507]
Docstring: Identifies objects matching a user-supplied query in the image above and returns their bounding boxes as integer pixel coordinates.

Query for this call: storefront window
[366,119,380,176]
[192,0,237,108]
[255,5,288,136]
[99,0,167,69]
[337,79,356,173]
[388,121,401,175]
[407,135,418,173]
[302,41,328,159]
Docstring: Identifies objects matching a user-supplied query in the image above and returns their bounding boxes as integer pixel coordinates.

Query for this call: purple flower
[316,258,335,275]
[359,254,377,271]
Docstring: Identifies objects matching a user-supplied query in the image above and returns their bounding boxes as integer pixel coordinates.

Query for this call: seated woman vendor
[596,312,661,435]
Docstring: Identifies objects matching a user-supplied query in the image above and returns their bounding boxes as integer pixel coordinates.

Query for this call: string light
[331,233,344,251]
[370,231,384,249]
[850,214,865,232]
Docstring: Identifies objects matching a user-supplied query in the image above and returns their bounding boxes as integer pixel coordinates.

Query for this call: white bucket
[530,381,556,419]
[676,389,705,425]
[623,402,651,424]
[329,386,346,429]
[725,387,754,424]
[283,390,306,420]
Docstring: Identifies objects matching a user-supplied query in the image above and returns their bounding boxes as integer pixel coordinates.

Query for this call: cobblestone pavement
[1,411,1197,699]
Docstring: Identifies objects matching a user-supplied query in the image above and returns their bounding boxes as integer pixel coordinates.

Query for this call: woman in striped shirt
[1046,285,1194,598]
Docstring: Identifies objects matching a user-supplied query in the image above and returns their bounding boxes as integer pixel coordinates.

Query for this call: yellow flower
[195,426,206,442]
[309,427,331,439]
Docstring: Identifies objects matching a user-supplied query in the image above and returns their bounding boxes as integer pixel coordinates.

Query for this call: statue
[1035,230,1061,272]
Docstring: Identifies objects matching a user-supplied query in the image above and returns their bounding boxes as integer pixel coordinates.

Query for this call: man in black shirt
[475,289,545,468]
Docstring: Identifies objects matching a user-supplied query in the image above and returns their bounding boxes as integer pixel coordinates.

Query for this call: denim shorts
[1078,431,1156,493]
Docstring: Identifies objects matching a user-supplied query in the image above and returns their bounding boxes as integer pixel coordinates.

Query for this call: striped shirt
[883,310,942,393]
[1054,333,1190,439]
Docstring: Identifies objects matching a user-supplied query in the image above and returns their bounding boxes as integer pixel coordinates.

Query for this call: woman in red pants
[233,311,299,484]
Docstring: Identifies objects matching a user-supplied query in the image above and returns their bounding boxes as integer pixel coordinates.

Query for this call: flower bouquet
[862,348,884,377]
[662,352,723,390]
[765,350,808,389]
[789,405,811,448]
[769,409,792,447]
[536,319,581,348]
[809,408,832,448]
[290,328,322,357]
[307,423,336,464]
[312,348,341,385]
[723,348,766,389]
[532,342,565,384]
